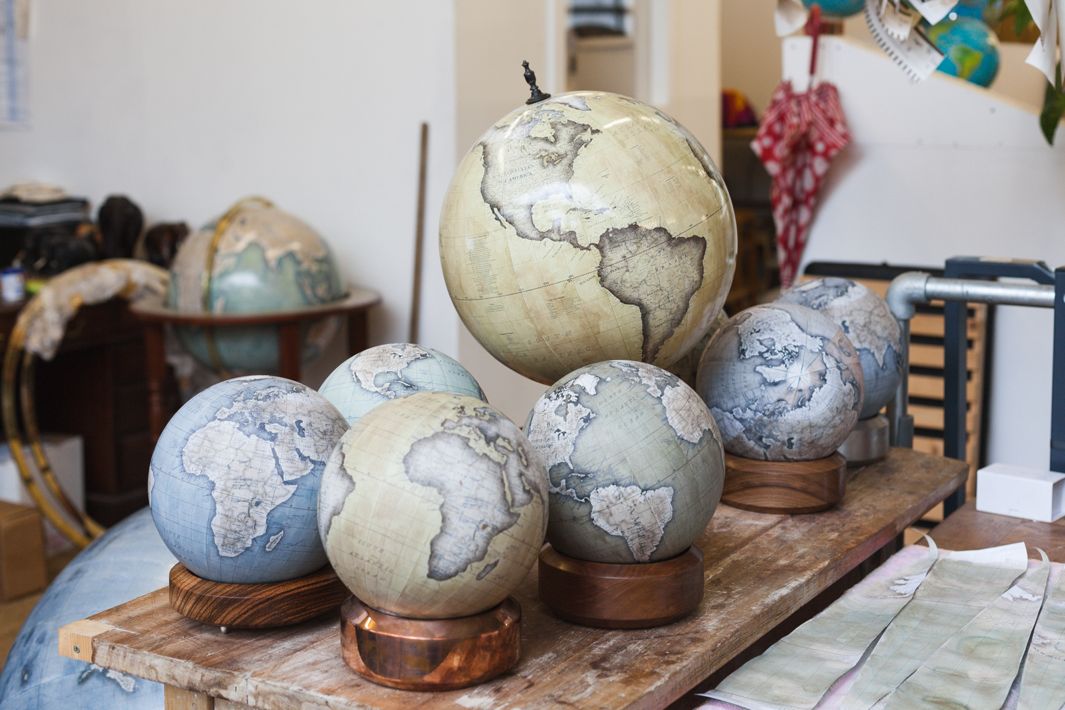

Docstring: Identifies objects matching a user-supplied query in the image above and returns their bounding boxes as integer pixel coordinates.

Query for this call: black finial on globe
[522,60,550,104]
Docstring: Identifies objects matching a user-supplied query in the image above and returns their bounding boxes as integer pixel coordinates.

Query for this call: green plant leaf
[1040,81,1065,145]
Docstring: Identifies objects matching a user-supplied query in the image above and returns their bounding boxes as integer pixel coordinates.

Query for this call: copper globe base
[340,596,522,691]
[538,544,704,629]
[168,564,347,630]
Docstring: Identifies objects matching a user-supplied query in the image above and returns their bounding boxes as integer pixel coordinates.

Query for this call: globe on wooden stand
[778,277,903,467]
[697,303,865,513]
[319,392,548,690]
[149,376,351,629]
[526,361,725,628]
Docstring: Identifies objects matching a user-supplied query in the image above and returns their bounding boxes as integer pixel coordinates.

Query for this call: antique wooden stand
[723,453,847,514]
[168,564,348,630]
[538,544,704,629]
[339,596,521,691]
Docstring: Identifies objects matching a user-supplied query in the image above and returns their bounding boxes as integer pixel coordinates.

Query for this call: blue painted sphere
[149,376,347,583]
[0,509,174,709]
[926,16,1000,87]
[802,0,864,17]
[319,343,485,427]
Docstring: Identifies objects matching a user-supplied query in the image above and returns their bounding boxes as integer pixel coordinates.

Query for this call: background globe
[150,375,347,583]
[697,303,864,461]
[318,343,486,427]
[319,392,547,619]
[525,360,724,564]
[667,310,729,388]
[802,0,864,17]
[440,91,736,384]
[925,16,1000,87]
[778,277,902,419]
[167,199,346,373]
[0,509,174,710]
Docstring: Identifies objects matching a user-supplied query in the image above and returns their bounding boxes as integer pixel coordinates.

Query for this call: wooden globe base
[538,544,704,629]
[339,596,521,691]
[723,453,847,514]
[168,564,348,629]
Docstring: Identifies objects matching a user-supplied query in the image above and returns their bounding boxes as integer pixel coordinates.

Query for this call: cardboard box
[0,500,47,601]
[976,463,1065,523]
[0,434,83,554]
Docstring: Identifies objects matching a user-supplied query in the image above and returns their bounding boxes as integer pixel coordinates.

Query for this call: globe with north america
[440,91,737,384]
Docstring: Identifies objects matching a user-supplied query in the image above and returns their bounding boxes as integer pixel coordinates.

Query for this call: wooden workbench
[930,501,1065,561]
[58,448,967,710]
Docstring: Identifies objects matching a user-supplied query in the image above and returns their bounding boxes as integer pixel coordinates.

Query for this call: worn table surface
[59,448,967,710]
[931,501,1065,561]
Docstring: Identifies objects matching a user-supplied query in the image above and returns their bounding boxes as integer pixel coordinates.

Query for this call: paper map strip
[700,540,940,710]
[882,551,1050,710]
[838,542,1029,710]
[1018,562,1065,710]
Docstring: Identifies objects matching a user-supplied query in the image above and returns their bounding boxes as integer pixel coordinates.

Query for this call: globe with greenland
[149,376,348,583]
[440,91,737,384]
[319,392,547,618]
[318,343,485,426]
[697,303,864,461]
[778,277,902,419]
[525,360,724,564]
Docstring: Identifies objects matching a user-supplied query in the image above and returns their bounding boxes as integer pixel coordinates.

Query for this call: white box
[0,434,84,553]
[976,463,1065,523]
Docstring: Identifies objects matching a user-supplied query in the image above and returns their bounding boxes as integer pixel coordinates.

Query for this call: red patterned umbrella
[751,5,850,288]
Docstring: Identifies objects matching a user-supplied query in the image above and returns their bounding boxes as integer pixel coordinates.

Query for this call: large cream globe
[440,91,736,384]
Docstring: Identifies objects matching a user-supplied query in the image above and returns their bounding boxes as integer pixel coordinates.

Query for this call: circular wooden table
[130,287,380,439]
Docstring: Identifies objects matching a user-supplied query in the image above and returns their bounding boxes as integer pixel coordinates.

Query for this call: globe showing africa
[778,278,902,419]
[697,303,864,461]
[319,392,547,619]
[167,199,346,373]
[319,343,486,427]
[525,360,724,564]
[150,376,348,583]
[440,91,737,384]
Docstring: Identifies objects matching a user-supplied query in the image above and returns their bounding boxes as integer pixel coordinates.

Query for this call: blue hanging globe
[318,343,485,427]
[149,376,348,583]
[802,0,864,18]
[925,16,1000,87]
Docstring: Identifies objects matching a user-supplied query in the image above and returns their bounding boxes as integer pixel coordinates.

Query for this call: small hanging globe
[925,15,1000,87]
[166,198,346,373]
[778,277,902,419]
[802,0,864,18]
[440,91,736,384]
[697,303,864,461]
[525,360,724,564]
[149,376,348,583]
[318,343,485,427]
[319,392,547,619]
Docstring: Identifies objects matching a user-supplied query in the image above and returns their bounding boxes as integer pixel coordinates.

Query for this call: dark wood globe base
[723,453,847,514]
[538,544,704,629]
[339,596,521,691]
[168,564,348,629]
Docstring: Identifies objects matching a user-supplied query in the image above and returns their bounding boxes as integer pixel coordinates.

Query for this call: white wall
[0,0,459,386]
[786,36,1065,471]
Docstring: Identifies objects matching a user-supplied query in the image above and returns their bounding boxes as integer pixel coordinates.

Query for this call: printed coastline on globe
[525,360,724,564]
[149,376,348,583]
[440,91,736,384]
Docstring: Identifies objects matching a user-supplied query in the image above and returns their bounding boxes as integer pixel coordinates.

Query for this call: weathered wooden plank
[931,503,1065,561]
[56,618,113,664]
[165,686,215,710]
[73,449,966,710]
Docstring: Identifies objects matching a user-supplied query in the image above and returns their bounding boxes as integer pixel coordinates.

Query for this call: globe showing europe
[319,392,547,619]
[697,303,864,461]
[319,343,486,427]
[167,198,346,373]
[440,91,737,384]
[150,376,348,583]
[778,277,902,419]
[525,360,724,564]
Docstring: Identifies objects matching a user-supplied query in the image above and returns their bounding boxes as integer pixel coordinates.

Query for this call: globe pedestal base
[723,453,847,514]
[538,544,704,629]
[168,564,347,630]
[339,596,521,691]
[839,415,890,466]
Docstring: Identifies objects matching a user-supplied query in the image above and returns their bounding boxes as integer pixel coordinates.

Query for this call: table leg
[277,322,301,382]
[347,309,369,354]
[144,323,167,442]
[164,685,214,709]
